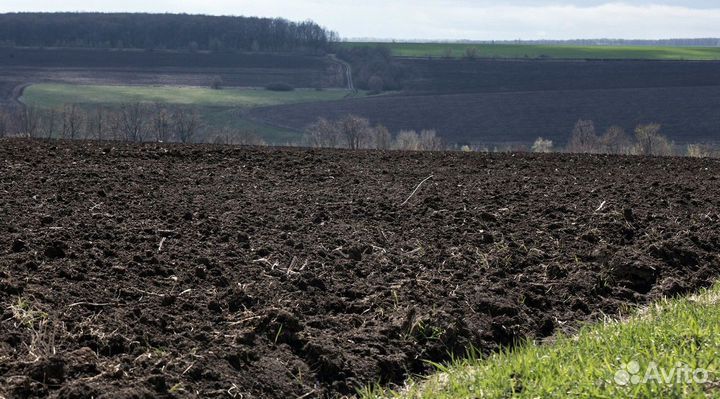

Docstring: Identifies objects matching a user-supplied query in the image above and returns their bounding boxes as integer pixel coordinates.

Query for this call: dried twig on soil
[67,302,114,309]
[400,175,433,206]
[297,391,316,399]
[158,237,167,252]
[595,200,607,212]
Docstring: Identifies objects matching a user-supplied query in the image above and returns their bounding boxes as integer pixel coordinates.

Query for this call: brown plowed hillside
[2,140,720,398]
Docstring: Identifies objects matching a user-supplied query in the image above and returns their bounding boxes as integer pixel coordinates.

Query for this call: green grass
[361,284,720,398]
[340,42,720,60]
[21,83,359,109]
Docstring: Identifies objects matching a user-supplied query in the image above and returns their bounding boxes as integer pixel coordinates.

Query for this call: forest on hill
[0,13,338,53]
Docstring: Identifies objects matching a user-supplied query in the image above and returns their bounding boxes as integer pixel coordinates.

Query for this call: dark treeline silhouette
[0,13,338,53]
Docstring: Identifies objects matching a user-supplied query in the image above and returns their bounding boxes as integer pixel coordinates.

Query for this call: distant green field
[22,83,359,109]
[340,42,720,60]
[20,83,366,144]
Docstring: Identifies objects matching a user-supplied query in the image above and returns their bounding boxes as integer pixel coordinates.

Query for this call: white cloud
[0,1,718,40]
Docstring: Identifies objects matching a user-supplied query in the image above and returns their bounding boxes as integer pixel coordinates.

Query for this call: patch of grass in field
[20,83,370,144]
[361,284,720,398]
[22,83,359,109]
[341,42,720,60]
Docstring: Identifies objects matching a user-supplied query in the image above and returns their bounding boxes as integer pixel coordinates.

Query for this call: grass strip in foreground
[361,284,720,398]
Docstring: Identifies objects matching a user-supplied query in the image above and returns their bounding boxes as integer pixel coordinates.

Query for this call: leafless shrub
[566,119,599,153]
[600,125,631,154]
[419,129,444,151]
[305,117,340,148]
[393,129,445,151]
[687,144,713,158]
[394,130,420,151]
[531,137,554,153]
[635,123,673,156]
[370,124,392,150]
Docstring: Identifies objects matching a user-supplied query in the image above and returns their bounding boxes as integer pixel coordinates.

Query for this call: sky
[1,1,719,41]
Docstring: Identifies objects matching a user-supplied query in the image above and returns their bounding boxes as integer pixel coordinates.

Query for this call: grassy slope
[341,42,720,60]
[362,284,720,398]
[21,83,364,144]
[21,83,357,109]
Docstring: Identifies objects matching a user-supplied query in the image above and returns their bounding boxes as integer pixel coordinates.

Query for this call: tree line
[304,115,444,151]
[2,107,717,158]
[0,104,270,145]
[0,13,338,53]
[531,119,720,157]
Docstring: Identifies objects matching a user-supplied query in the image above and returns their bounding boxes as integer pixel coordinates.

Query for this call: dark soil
[249,84,720,146]
[1,139,720,398]
[397,58,720,94]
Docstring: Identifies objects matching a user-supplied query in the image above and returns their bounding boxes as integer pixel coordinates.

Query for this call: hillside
[397,58,720,93]
[250,58,720,146]
[0,48,344,89]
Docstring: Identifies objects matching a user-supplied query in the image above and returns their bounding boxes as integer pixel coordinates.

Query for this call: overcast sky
[1,1,718,40]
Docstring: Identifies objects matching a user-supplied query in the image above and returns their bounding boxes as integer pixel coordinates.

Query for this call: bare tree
[566,119,599,153]
[600,125,630,154]
[17,106,40,138]
[86,106,107,141]
[61,104,83,140]
[174,107,200,143]
[151,104,171,142]
[635,123,672,156]
[118,103,147,142]
[338,114,370,150]
[305,117,340,148]
[39,108,58,140]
